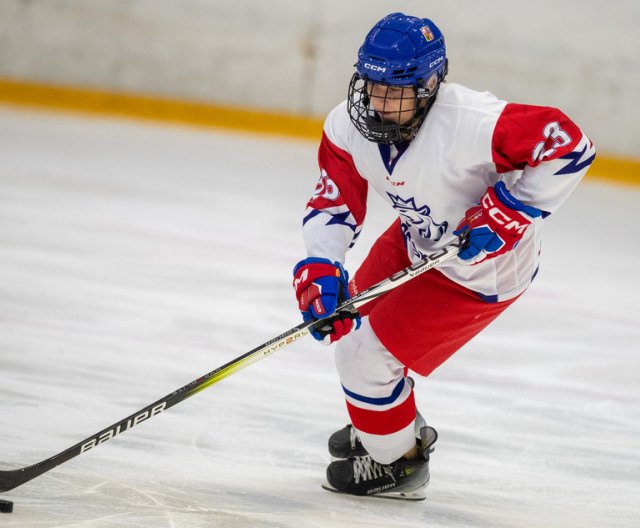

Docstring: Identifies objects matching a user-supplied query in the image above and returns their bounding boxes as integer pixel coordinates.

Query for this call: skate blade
[322,482,427,502]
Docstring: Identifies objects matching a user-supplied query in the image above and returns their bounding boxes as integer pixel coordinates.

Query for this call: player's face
[367,83,417,125]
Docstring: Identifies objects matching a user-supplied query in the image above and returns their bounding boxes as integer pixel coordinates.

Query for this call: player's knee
[334,318,406,397]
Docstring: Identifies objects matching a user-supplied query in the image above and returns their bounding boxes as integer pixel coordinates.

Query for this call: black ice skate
[328,424,368,458]
[328,415,427,459]
[323,425,437,501]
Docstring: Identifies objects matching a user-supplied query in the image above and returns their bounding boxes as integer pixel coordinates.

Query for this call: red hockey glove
[454,182,542,264]
[292,258,361,345]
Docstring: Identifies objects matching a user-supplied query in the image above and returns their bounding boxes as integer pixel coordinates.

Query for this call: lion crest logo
[387,193,448,256]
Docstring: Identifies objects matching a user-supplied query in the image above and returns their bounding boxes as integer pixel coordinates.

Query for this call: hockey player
[292,13,595,499]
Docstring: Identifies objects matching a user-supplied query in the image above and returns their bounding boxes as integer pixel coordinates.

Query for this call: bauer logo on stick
[80,402,167,453]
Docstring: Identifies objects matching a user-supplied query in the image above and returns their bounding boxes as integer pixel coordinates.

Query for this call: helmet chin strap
[406,92,438,136]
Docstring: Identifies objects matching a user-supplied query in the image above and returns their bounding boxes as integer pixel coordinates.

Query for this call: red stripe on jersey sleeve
[309,132,368,225]
[492,103,582,173]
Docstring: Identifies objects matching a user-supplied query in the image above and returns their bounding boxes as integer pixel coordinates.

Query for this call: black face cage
[347,73,437,145]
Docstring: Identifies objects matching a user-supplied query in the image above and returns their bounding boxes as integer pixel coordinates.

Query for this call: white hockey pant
[334,316,418,464]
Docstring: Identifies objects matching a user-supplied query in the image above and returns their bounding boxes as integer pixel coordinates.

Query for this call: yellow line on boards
[0,77,323,141]
[0,77,638,185]
[588,155,640,186]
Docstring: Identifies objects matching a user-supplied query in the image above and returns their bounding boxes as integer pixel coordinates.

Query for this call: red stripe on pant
[345,390,416,436]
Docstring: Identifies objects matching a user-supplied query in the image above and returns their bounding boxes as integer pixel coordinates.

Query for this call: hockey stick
[0,237,465,493]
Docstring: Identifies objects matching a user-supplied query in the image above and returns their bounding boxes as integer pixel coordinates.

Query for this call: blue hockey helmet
[348,13,448,144]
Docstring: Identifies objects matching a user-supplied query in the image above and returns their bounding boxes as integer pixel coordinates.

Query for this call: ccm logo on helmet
[364,63,387,72]
[429,56,444,68]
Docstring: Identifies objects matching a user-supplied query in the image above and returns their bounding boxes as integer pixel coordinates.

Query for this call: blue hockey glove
[292,258,361,344]
[454,182,542,264]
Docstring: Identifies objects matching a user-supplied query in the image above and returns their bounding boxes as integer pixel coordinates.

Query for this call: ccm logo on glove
[454,182,542,264]
[481,192,529,234]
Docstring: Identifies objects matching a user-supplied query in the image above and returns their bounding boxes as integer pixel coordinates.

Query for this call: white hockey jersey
[302,83,595,301]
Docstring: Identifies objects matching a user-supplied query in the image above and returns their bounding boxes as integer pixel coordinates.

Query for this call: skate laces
[352,456,390,484]
[349,425,359,450]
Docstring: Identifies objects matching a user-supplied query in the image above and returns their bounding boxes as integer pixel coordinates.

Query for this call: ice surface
[0,106,639,528]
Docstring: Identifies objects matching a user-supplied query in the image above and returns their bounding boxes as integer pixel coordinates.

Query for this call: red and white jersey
[303,83,595,301]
